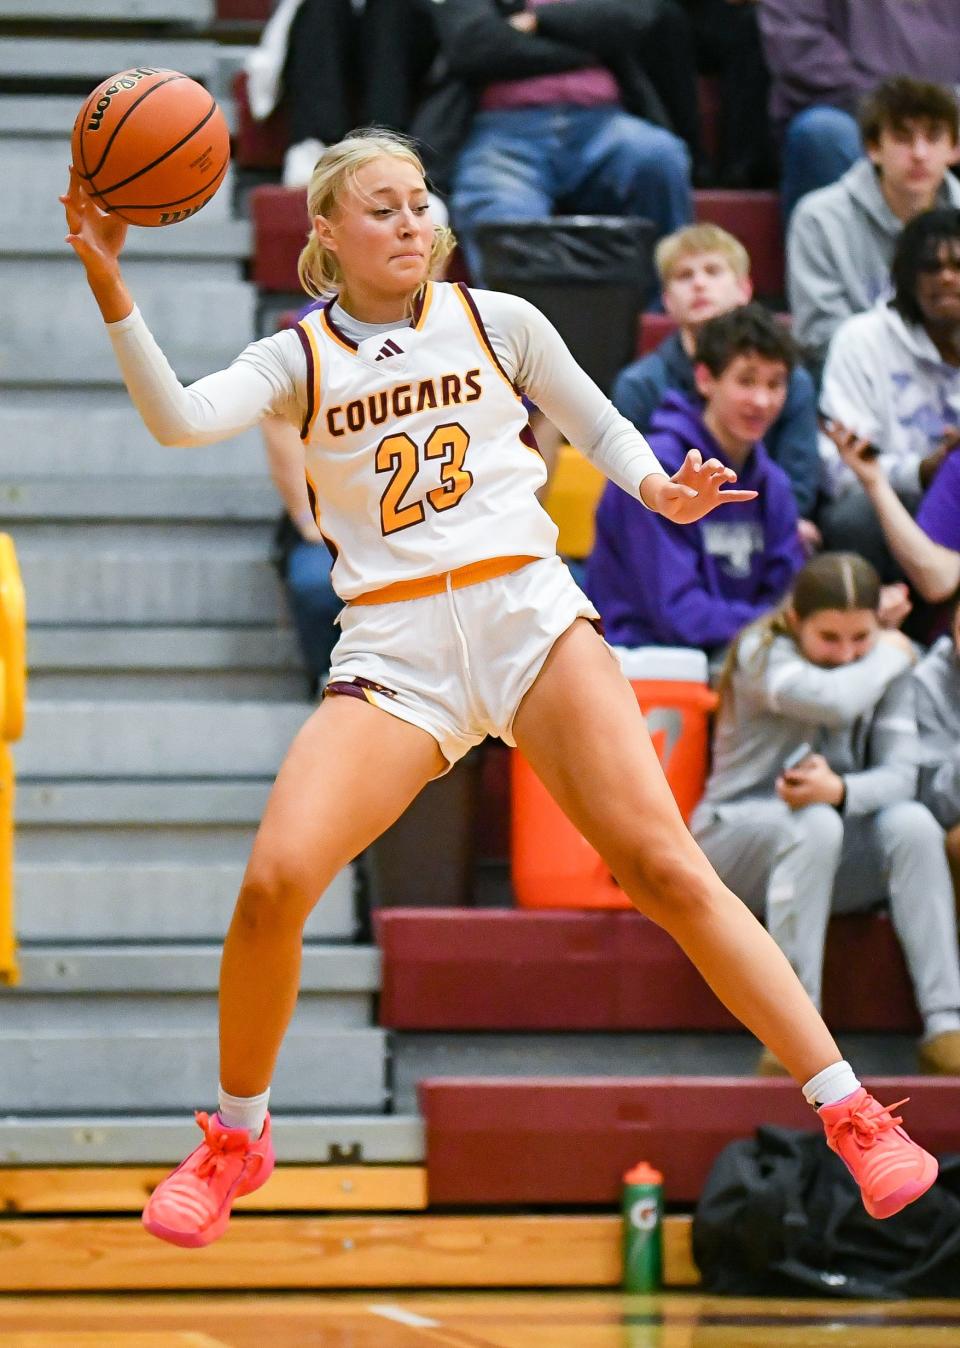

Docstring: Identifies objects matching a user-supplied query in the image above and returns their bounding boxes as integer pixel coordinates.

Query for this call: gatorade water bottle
[622,1161,663,1292]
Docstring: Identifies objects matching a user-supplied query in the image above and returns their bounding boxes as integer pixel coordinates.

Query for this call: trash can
[511,648,717,909]
[474,216,655,394]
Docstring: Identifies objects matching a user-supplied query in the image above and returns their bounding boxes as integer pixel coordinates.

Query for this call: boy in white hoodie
[818,209,960,576]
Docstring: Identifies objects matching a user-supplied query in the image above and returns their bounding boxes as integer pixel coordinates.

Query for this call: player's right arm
[61,170,303,446]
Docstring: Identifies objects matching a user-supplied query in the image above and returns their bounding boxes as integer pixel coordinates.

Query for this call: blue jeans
[781,105,862,218]
[284,538,342,689]
[451,105,693,288]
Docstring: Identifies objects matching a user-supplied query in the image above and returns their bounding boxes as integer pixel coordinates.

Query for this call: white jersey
[105,285,667,603]
[295,281,555,600]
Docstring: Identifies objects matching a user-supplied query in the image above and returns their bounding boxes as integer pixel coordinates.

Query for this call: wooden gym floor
[4,1292,960,1347]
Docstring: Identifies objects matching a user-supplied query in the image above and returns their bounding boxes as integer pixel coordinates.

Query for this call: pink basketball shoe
[819,1088,938,1220]
[142,1110,275,1247]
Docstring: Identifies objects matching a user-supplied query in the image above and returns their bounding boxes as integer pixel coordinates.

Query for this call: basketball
[71,67,230,228]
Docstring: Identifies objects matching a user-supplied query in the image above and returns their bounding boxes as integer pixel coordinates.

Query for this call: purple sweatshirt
[586,393,804,651]
[758,0,960,127]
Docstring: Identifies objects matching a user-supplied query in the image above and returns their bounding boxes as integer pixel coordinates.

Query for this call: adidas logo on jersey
[375,338,404,361]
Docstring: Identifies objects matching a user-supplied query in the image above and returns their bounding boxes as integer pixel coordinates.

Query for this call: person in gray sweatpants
[692,552,960,1075]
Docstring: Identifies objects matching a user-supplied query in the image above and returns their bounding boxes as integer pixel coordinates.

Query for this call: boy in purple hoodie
[587,304,804,654]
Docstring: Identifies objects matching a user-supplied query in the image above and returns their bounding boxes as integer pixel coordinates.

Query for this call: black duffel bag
[693,1125,960,1299]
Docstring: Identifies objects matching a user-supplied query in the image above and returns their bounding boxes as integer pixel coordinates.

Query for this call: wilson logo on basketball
[86,68,160,132]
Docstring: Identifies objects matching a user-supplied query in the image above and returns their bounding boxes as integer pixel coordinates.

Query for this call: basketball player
[62,131,937,1248]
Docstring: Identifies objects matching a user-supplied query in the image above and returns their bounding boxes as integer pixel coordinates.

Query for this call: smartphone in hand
[782,742,814,773]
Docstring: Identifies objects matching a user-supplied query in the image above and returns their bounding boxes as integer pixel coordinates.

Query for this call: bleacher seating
[376,909,922,1033]
[420,1076,960,1204]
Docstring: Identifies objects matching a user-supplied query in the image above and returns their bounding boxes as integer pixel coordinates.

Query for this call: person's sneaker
[142,1110,275,1248]
[818,1088,938,1220]
[918,1029,960,1075]
[756,1046,791,1077]
[282,137,325,188]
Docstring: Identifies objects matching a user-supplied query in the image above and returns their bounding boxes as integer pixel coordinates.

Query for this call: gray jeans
[692,798,960,1019]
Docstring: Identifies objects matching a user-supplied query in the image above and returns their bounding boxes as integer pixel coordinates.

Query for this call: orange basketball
[71,67,230,227]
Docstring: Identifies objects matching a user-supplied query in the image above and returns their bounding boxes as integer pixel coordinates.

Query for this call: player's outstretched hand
[641,448,758,524]
[61,165,127,277]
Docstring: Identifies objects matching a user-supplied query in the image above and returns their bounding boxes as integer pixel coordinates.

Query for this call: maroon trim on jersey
[455,281,518,391]
[519,419,543,459]
[324,675,399,703]
[322,296,359,351]
[294,323,315,439]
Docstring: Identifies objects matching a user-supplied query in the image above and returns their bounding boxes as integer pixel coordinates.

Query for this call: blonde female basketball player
[63,130,936,1248]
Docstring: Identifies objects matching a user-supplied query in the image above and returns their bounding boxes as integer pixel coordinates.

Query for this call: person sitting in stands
[588,304,804,657]
[614,223,820,535]
[837,431,960,905]
[789,78,960,372]
[756,0,960,217]
[692,551,960,1077]
[818,209,960,579]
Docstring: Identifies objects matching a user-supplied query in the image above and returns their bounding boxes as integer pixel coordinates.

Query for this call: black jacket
[411,0,672,193]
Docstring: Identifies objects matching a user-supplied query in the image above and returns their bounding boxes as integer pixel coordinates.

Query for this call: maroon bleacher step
[421,1076,959,1205]
[376,909,921,1034]
[694,190,783,299]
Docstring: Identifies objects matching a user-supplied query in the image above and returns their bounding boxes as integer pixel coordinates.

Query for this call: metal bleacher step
[15,859,356,943]
[1,476,278,523]
[4,262,254,384]
[390,1032,923,1112]
[7,942,379,1023]
[0,0,213,23]
[0,1026,388,1112]
[26,625,306,701]
[16,698,306,777]
[0,37,218,85]
[14,532,281,624]
[0,389,267,475]
[0,1114,424,1166]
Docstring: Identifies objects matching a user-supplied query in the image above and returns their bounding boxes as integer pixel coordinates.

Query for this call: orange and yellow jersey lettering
[293,281,557,601]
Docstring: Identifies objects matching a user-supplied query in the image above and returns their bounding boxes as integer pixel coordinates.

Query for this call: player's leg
[512,620,937,1218]
[143,695,445,1246]
[513,620,839,1081]
[219,692,445,1094]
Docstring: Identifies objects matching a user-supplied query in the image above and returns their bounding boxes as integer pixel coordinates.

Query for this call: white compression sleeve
[106,306,304,447]
[471,289,667,502]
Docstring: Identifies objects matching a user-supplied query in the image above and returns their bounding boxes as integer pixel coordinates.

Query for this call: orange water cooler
[512,647,718,909]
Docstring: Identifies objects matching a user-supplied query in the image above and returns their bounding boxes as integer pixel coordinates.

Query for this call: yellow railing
[0,533,25,986]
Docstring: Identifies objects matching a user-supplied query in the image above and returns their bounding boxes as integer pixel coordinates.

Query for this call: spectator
[789,78,960,369]
[692,551,960,1077]
[757,0,960,216]
[246,0,438,187]
[614,223,821,525]
[587,304,804,654]
[836,417,960,608]
[681,0,776,188]
[912,601,960,908]
[263,413,341,696]
[818,209,960,578]
[413,0,693,288]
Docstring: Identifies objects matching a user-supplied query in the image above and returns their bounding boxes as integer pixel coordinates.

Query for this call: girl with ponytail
[63,129,942,1250]
[695,552,960,1076]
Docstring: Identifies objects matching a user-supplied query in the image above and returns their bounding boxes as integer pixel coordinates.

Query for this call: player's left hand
[641,449,758,524]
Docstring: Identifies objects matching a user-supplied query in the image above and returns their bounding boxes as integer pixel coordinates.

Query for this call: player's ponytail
[297,127,455,301]
[716,551,881,699]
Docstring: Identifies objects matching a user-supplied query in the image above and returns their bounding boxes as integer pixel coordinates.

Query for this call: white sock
[217,1084,270,1139]
[923,1010,960,1040]
[802,1060,861,1110]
